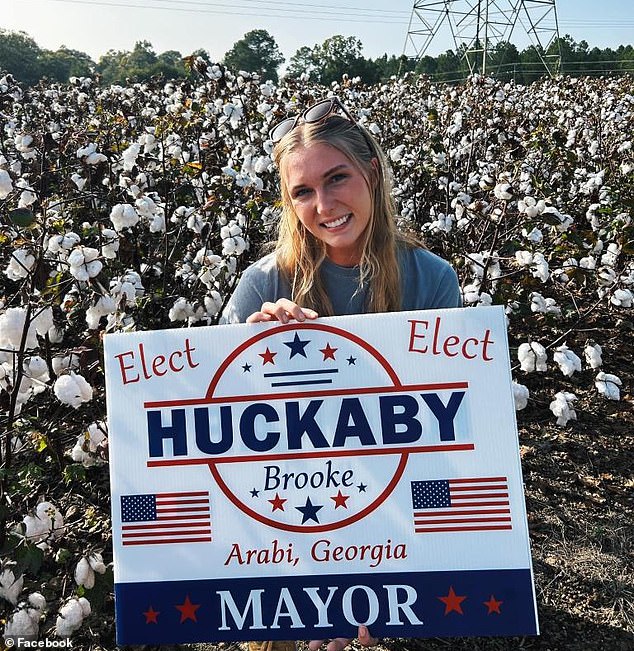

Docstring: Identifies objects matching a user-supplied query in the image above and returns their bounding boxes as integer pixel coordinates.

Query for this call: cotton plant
[3,592,46,639]
[68,247,102,281]
[74,553,107,589]
[4,247,35,281]
[22,501,64,549]
[53,372,93,408]
[0,567,24,605]
[512,381,530,410]
[55,596,91,637]
[530,292,561,315]
[0,306,53,350]
[611,288,633,307]
[553,344,582,377]
[584,342,603,369]
[517,342,547,372]
[0,167,13,198]
[549,391,578,426]
[595,372,622,401]
[71,421,108,467]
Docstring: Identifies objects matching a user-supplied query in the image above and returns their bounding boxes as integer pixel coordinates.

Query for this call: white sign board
[105,306,538,645]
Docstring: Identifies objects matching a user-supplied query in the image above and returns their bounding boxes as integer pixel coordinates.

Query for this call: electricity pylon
[403,0,561,76]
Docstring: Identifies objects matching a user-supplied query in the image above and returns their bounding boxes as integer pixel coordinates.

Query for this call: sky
[3,0,633,66]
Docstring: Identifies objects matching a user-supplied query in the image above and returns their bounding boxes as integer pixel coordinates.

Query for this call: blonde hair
[273,114,417,315]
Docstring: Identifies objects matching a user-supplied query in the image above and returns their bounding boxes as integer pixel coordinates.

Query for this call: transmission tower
[403,0,561,77]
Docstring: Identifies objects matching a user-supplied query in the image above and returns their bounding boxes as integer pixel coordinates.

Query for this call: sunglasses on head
[268,97,357,144]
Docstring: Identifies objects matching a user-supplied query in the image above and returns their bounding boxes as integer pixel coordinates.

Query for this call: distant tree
[222,30,284,82]
[0,29,42,85]
[97,42,187,84]
[154,50,187,79]
[287,35,375,85]
[41,46,94,82]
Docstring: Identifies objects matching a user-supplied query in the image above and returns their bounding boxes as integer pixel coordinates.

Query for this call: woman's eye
[330,173,347,183]
[293,188,310,198]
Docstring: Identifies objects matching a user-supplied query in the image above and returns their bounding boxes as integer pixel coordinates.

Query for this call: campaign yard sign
[104,305,538,645]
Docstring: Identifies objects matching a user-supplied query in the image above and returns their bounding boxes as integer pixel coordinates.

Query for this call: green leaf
[8,207,36,227]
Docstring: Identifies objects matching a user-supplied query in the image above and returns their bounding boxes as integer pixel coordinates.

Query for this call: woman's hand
[246,299,319,324]
[309,625,378,651]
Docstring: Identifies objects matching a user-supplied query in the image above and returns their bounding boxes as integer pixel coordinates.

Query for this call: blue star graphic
[295,496,323,524]
[250,488,259,497]
[284,333,310,358]
[357,483,367,493]
[242,363,252,372]
[347,356,357,365]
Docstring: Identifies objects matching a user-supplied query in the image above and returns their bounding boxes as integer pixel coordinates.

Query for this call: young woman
[222,97,461,651]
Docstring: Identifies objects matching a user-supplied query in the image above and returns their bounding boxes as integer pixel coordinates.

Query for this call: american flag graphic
[120,491,212,546]
[411,477,511,533]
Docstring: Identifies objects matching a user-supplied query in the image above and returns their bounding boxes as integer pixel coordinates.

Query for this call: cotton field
[0,62,632,645]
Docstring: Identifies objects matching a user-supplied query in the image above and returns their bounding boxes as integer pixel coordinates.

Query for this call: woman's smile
[282,142,374,266]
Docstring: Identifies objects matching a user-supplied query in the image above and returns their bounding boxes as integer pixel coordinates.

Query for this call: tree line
[1,27,633,87]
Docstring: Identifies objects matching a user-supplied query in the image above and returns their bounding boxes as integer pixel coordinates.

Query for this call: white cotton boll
[78,596,91,617]
[87,552,107,574]
[110,203,139,232]
[601,242,621,267]
[579,256,596,270]
[28,592,46,612]
[169,297,194,322]
[0,168,13,198]
[25,356,49,382]
[553,344,582,377]
[55,598,86,637]
[204,291,223,317]
[148,212,166,233]
[515,250,533,266]
[522,227,543,243]
[512,381,529,410]
[122,142,141,171]
[53,372,93,408]
[611,288,633,307]
[4,605,40,638]
[85,295,116,329]
[4,248,35,281]
[0,307,39,349]
[23,501,64,548]
[530,252,550,283]
[0,569,24,605]
[584,342,603,369]
[518,341,547,372]
[18,189,37,207]
[493,183,512,200]
[549,391,577,426]
[595,372,622,400]
[597,266,617,286]
[461,282,481,305]
[389,145,406,162]
[478,292,493,306]
[74,557,95,589]
[101,228,120,259]
[71,173,86,190]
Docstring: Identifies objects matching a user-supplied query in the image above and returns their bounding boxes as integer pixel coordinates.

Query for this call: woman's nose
[315,188,335,215]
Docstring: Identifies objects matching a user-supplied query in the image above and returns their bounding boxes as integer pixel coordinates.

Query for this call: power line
[34,0,412,23]
[17,0,634,31]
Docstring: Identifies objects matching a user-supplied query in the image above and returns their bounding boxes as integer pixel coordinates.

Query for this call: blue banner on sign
[115,568,537,645]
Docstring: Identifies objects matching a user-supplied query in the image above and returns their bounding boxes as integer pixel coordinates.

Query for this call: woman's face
[282,142,374,267]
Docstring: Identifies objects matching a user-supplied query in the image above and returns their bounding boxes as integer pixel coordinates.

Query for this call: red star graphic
[143,606,160,624]
[438,586,467,615]
[259,347,277,365]
[330,490,350,509]
[320,343,338,360]
[268,493,287,512]
[175,595,201,623]
[484,594,503,614]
